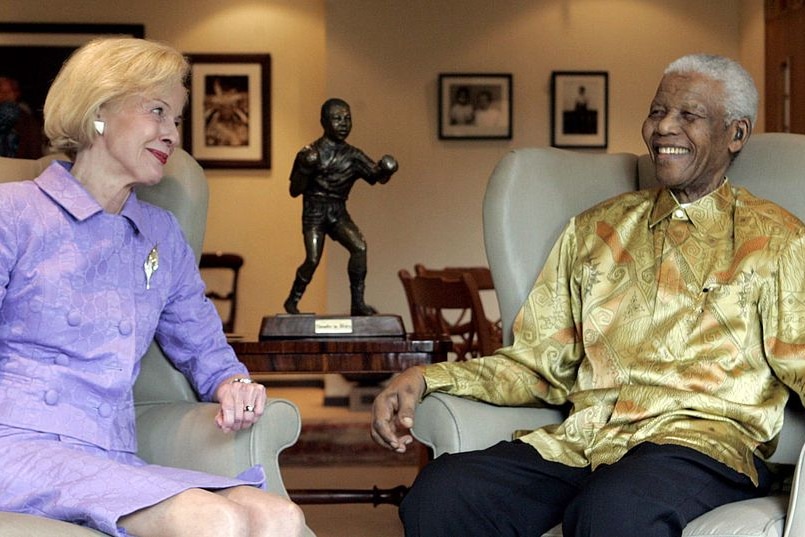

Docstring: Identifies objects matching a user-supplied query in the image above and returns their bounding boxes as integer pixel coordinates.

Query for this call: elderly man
[372,54,805,537]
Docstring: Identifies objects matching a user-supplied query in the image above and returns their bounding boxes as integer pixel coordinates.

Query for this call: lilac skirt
[0,425,266,536]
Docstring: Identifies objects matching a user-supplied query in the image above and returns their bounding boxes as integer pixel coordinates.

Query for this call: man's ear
[728,118,751,154]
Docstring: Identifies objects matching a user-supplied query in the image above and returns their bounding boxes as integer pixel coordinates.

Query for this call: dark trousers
[400,441,771,537]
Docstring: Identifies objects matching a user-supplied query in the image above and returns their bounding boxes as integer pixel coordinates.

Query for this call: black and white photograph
[439,73,512,140]
[550,71,608,148]
[185,53,271,168]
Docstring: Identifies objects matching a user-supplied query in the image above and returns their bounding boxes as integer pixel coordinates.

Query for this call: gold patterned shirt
[424,181,805,484]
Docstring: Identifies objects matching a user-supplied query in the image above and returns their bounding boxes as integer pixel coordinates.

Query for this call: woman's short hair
[44,37,189,158]
[664,54,758,127]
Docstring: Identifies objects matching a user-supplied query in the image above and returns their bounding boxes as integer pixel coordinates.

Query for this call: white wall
[325,0,765,331]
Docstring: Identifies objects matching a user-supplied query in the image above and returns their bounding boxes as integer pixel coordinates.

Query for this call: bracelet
[231,377,254,384]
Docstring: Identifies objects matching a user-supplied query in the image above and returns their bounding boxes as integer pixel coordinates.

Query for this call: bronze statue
[283,98,398,316]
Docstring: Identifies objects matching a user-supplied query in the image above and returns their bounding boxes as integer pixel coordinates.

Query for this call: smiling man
[371,55,805,537]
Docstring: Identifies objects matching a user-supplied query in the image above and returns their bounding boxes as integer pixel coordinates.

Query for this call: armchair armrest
[135,398,301,499]
[412,392,564,458]
[783,442,805,537]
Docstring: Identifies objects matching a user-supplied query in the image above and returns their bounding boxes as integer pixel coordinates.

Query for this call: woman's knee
[122,488,251,537]
[221,486,306,537]
[251,497,306,537]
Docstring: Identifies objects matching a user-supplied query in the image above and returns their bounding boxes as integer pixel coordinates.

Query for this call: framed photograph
[0,23,144,158]
[550,71,608,149]
[438,73,512,140]
[184,54,271,169]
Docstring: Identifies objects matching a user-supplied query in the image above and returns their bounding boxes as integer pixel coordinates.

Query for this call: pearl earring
[93,120,105,136]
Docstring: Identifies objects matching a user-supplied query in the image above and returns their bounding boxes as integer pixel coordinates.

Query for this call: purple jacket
[0,161,246,452]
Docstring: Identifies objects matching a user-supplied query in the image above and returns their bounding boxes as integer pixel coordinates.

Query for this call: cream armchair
[413,133,805,537]
[0,150,314,537]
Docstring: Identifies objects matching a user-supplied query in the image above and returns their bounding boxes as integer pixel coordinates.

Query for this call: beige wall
[4,0,764,338]
[326,0,765,329]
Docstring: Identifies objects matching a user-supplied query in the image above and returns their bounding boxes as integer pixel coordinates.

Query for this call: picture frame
[0,23,145,155]
[184,54,271,169]
[550,71,608,149]
[438,73,512,140]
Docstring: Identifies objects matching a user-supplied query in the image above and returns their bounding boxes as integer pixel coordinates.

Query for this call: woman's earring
[93,120,105,136]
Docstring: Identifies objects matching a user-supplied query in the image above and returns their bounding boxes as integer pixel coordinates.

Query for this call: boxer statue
[284,98,398,316]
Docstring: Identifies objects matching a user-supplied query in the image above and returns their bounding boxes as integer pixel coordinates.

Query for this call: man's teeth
[657,147,690,155]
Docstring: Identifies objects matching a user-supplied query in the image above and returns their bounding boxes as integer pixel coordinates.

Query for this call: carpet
[280,420,423,467]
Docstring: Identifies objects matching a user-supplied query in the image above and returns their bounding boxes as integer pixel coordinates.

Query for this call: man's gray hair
[664,54,758,127]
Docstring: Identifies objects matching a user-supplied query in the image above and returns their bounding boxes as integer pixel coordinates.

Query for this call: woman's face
[98,81,186,186]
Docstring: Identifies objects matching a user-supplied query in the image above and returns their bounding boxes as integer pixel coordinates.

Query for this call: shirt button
[55,354,70,366]
[118,320,133,336]
[673,209,686,219]
[67,311,81,327]
[98,403,113,417]
[44,390,59,405]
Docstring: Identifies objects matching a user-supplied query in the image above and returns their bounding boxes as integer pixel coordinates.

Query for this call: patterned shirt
[424,180,805,484]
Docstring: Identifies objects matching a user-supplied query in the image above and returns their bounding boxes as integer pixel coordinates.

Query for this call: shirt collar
[34,160,145,233]
[649,179,734,232]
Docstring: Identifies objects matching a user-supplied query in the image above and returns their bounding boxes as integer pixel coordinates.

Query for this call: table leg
[289,485,408,506]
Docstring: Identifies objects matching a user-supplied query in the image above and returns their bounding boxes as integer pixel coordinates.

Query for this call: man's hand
[214,376,267,433]
[371,366,426,453]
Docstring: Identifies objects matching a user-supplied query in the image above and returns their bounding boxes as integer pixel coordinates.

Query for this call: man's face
[322,103,352,142]
[641,71,743,202]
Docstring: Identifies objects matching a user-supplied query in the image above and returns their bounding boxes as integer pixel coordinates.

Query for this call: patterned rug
[280,420,423,467]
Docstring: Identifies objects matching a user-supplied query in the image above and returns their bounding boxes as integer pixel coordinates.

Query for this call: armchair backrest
[483,148,638,346]
[0,149,210,404]
[482,133,805,466]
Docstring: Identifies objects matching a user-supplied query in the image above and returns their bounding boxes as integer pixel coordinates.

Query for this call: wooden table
[229,334,451,506]
[230,334,451,374]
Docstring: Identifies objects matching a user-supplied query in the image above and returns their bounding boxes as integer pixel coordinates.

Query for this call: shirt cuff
[421,363,457,397]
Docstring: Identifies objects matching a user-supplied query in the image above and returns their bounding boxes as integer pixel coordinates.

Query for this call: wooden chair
[399,268,498,360]
[414,264,503,348]
[199,252,244,333]
[419,264,495,290]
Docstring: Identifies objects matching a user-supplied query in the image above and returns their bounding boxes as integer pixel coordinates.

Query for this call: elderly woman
[0,38,304,537]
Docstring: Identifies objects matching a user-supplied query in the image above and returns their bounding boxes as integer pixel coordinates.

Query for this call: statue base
[259,314,405,340]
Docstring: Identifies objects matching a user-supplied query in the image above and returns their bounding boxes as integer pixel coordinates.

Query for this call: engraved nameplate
[259,314,405,340]
[314,318,353,334]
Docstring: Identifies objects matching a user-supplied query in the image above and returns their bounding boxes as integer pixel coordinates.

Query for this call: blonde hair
[44,37,189,158]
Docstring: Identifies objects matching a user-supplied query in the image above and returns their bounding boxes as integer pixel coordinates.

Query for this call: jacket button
[98,403,113,417]
[67,311,81,326]
[44,390,59,405]
[118,320,132,336]
[55,354,70,366]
